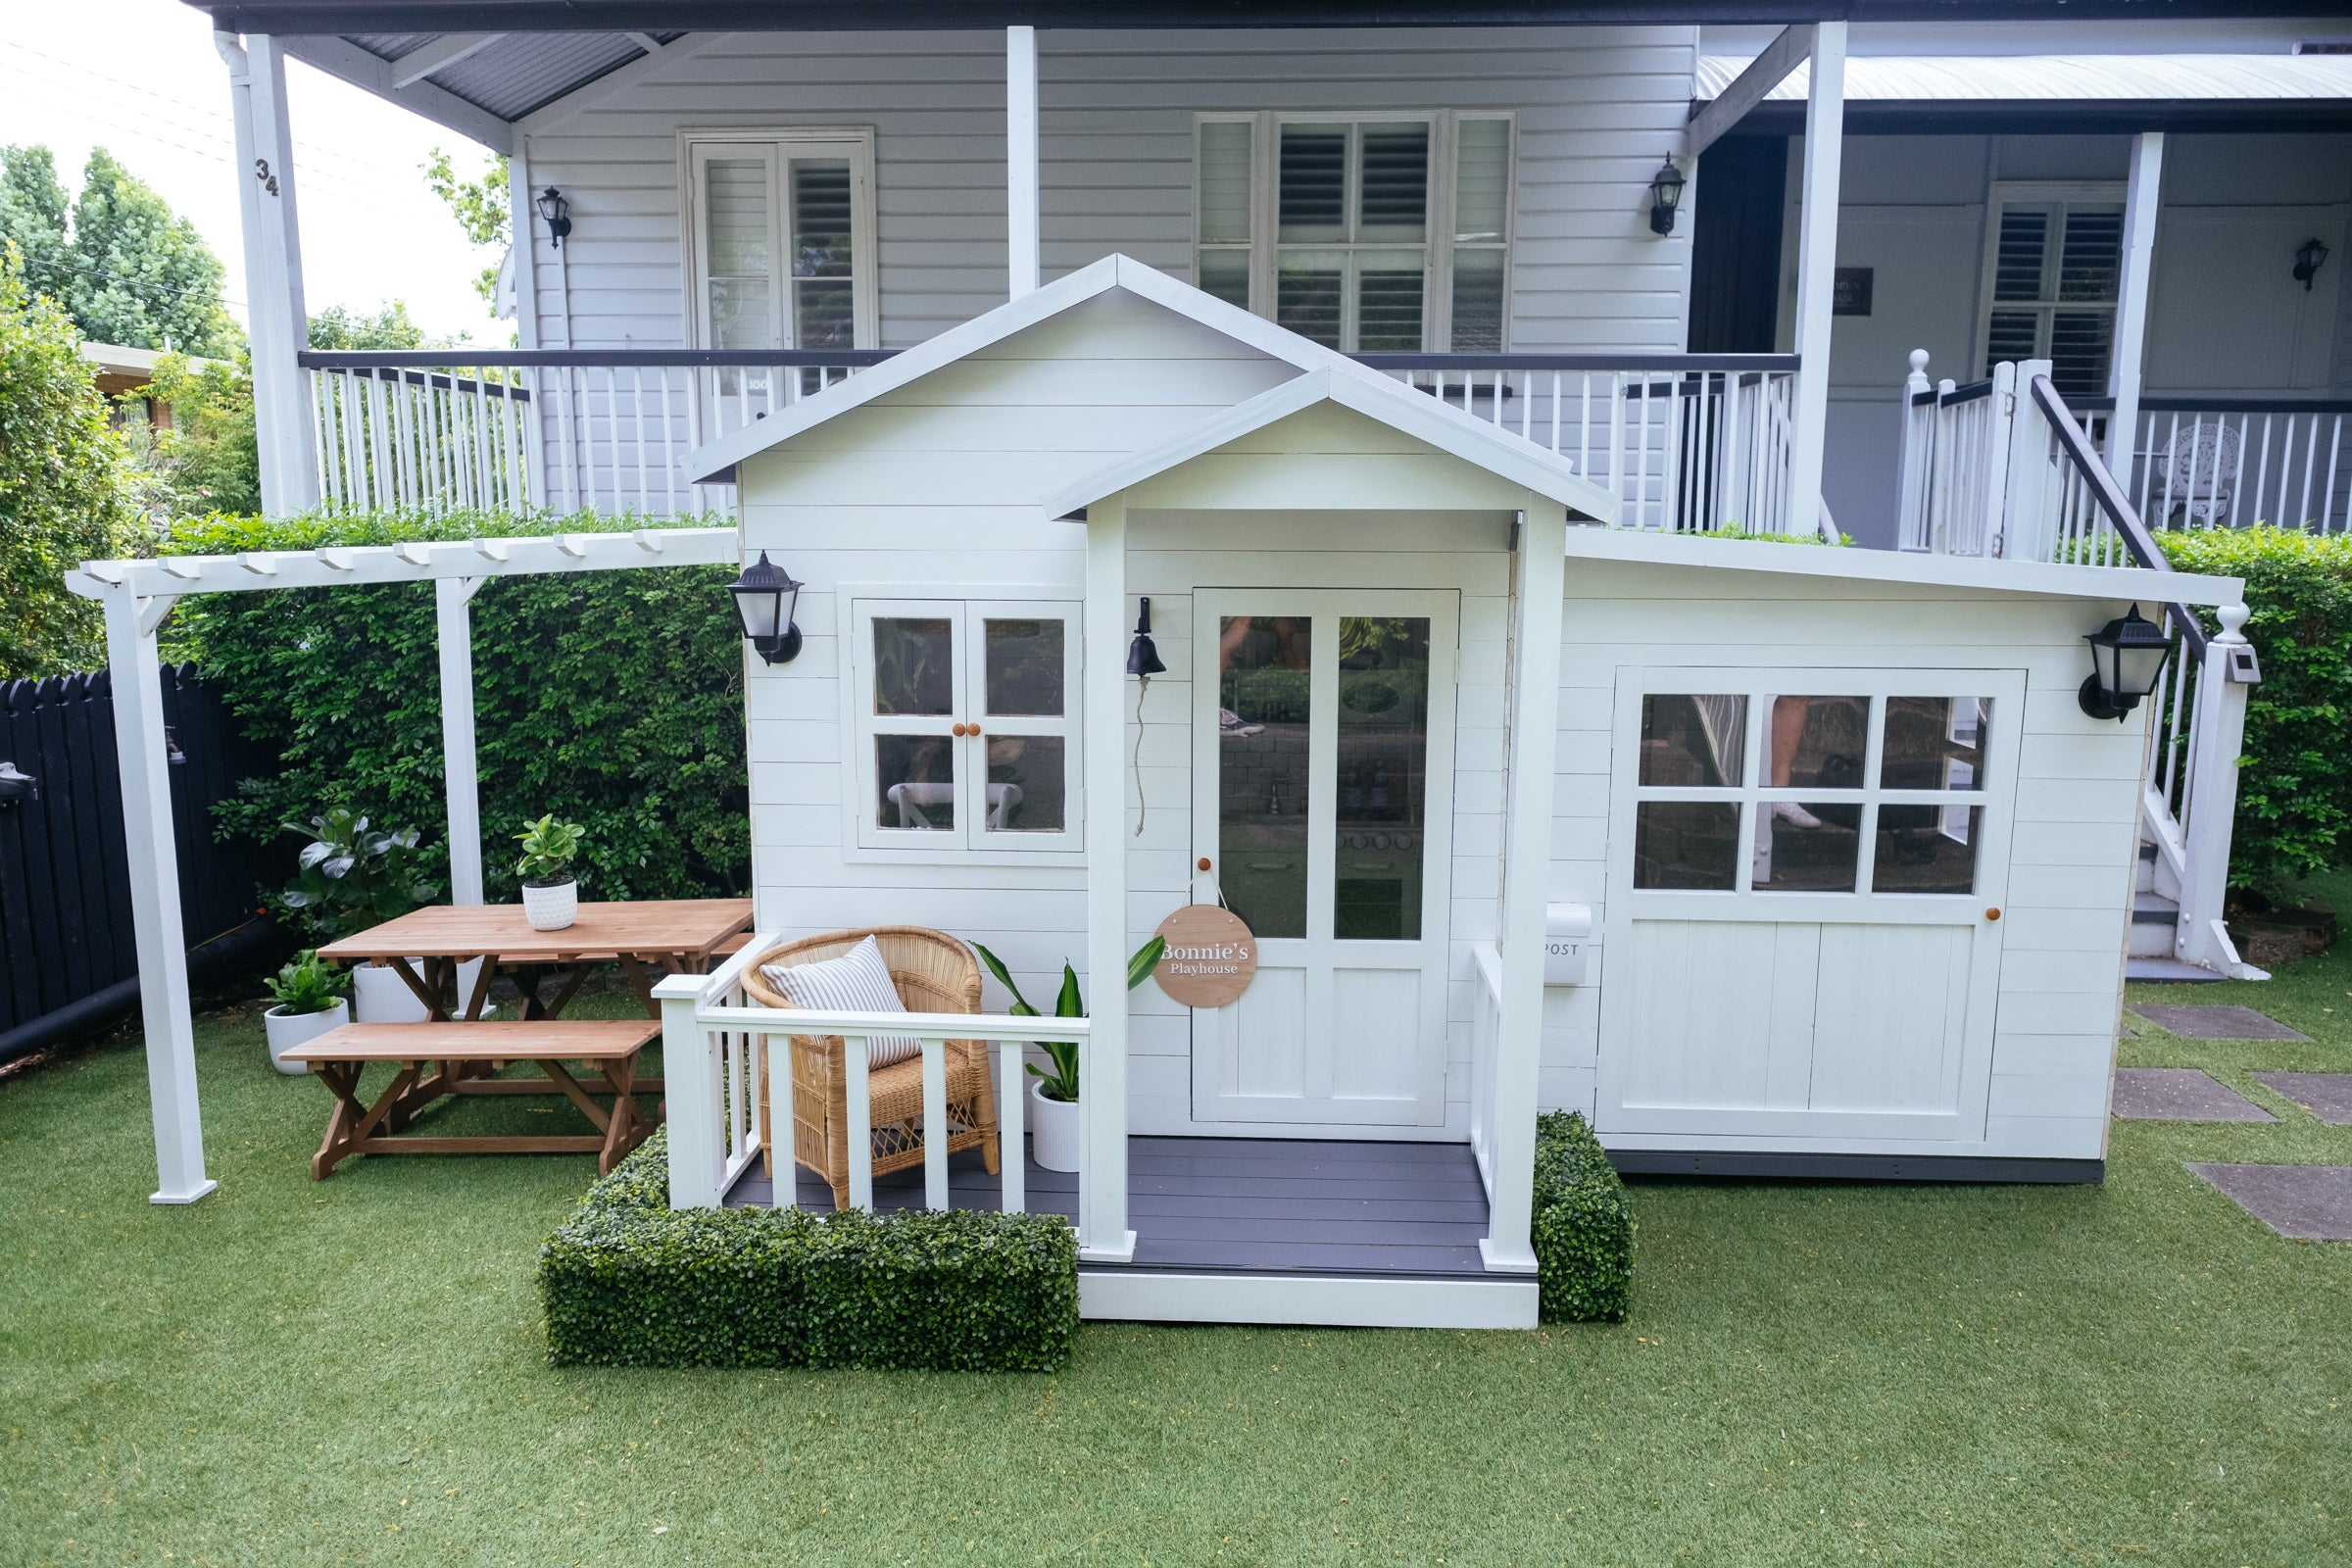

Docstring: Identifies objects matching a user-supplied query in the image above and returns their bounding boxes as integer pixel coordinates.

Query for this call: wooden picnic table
[317,899,754,1022]
[283,1020,661,1178]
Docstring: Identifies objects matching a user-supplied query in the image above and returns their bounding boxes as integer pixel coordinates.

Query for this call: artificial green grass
[4,969,2350,1566]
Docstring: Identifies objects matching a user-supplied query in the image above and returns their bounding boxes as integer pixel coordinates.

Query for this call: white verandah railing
[654,936,1082,1214]
[2076,397,2351,534]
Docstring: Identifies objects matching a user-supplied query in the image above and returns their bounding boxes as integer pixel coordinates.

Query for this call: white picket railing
[2082,400,2351,533]
[1466,940,1506,1204]
[654,937,1087,1213]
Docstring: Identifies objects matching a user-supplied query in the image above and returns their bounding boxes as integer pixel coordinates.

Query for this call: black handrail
[1910,377,1994,409]
[1354,351,1799,372]
[2028,373,2208,657]
[2068,394,2352,416]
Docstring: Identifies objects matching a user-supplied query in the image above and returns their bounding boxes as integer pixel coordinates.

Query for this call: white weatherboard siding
[519,26,1698,356]
[1544,559,2148,1163]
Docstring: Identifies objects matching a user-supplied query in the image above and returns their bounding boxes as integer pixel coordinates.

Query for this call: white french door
[1189,590,1458,1129]
[1596,666,2024,1144]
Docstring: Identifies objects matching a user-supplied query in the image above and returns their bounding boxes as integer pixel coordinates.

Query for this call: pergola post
[1077,497,1135,1262]
[2105,131,2165,471]
[101,591,214,1204]
[1006,24,1041,297]
[1786,21,1847,542]
[217,31,318,516]
[435,577,486,905]
[1481,503,1565,1275]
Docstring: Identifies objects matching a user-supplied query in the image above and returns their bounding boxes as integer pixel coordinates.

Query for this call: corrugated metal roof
[350,32,428,60]
[1697,52,2352,103]
[420,30,650,121]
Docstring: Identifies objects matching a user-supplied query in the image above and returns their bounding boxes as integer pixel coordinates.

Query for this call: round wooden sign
[1152,905,1259,1008]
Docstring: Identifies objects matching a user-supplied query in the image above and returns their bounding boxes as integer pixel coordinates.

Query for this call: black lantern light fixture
[536,186,572,249]
[2294,235,2329,292]
[2079,604,2174,721]
[1646,155,1687,236]
[1127,597,1167,679]
[728,551,804,664]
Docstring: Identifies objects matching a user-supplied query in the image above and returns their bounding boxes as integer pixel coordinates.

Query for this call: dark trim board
[1727,101,2352,137]
[1608,1149,2105,1183]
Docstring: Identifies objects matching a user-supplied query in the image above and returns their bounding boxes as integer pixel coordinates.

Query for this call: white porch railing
[2076,398,2351,534]
[1466,940,1506,1203]
[653,936,1082,1214]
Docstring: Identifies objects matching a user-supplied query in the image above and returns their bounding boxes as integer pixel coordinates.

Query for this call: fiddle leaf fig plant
[971,936,1166,1103]
[280,808,441,939]
[514,813,585,887]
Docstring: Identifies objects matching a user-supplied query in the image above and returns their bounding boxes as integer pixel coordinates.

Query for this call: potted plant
[972,936,1165,1173]
[281,808,446,1023]
[514,814,586,931]
[262,950,350,1074]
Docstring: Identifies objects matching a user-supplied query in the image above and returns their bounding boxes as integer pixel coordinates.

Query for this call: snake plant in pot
[515,814,586,931]
[972,936,1165,1173]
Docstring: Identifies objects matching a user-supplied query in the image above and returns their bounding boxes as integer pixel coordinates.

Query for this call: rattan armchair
[745,926,1001,1208]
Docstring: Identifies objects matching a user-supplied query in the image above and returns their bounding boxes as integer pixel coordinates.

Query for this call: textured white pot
[264,998,347,1074]
[522,877,578,931]
[1029,1080,1081,1173]
[352,957,491,1022]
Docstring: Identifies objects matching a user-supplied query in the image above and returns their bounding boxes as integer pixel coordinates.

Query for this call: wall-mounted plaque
[1834,267,1874,317]
[1152,905,1259,1008]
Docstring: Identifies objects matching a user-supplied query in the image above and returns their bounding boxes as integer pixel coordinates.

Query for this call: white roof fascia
[1557,525,2244,606]
[67,527,737,602]
[680,253,1384,486]
[1045,367,1621,524]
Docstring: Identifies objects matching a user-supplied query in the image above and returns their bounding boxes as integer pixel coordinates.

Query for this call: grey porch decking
[725,1135,1492,1278]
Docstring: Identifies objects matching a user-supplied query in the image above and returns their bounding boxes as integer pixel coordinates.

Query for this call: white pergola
[67,527,739,1203]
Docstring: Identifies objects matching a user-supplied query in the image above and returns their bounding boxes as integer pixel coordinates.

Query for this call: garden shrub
[2155,526,2352,888]
[161,509,750,906]
[538,1129,1081,1371]
[1531,1110,1634,1322]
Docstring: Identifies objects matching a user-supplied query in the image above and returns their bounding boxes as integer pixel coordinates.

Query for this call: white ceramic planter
[1029,1080,1081,1173]
[522,877,578,931]
[264,998,348,1074]
[352,956,491,1022]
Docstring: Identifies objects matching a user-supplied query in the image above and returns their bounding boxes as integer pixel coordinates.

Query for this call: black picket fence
[0,665,288,1059]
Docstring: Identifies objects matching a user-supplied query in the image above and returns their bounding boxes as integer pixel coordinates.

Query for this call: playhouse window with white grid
[1631,684,1999,898]
[1195,113,1512,353]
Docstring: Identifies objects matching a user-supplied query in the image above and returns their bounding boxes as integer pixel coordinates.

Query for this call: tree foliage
[308,301,429,351]
[422,148,511,309]
[0,145,73,306]
[140,351,260,516]
[0,243,138,678]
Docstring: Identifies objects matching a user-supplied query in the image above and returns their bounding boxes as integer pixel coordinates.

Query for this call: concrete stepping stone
[2186,1163,2352,1241]
[2111,1067,2277,1122]
[2252,1073,2352,1125]
[2125,1004,2310,1041]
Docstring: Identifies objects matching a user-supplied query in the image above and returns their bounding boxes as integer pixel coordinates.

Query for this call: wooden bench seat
[283,1021,662,1179]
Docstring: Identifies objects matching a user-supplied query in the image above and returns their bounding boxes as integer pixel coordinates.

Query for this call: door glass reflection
[1334,617,1430,940]
[982,735,1064,834]
[1218,615,1311,938]
[1761,694,1870,791]
[1640,694,1747,786]
[1881,697,1993,790]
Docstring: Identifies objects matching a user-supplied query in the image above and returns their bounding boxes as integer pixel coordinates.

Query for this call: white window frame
[678,127,880,357]
[1192,110,1515,352]
[840,588,1084,863]
[1975,180,2127,381]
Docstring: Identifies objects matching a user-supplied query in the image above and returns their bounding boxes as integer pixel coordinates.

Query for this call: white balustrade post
[1785,20,1846,542]
[435,576,485,905]
[657,978,723,1208]
[1895,349,1933,549]
[1483,503,1566,1276]
[920,1038,950,1210]
[1078,498,1136,1261]
[1005,24,1041,298]
[1994,360,2049,562]
[2177,605,2262,978]
[843,1036,874,1210]
[102,591,214,1205]
[998,1040,1026,1213]
[2105,132,2164,472]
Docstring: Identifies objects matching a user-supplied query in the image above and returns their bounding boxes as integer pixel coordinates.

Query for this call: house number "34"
[253,159,279,197]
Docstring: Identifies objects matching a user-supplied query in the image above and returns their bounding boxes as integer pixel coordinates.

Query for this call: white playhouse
[643,256,2247,1326]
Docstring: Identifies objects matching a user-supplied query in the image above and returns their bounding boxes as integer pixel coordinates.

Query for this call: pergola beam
[1686,24,1811,160]
[70,527,735,600]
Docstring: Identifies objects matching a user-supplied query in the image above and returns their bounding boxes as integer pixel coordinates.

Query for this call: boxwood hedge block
[1531,1111,1635,1322]
[537,1130,1079,1371]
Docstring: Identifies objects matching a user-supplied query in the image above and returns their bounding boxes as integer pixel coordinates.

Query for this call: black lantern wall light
[2294,236,2328,292]
[537,186,572,249]
[728,552,805,664]
[1646,155,1687,236]
[2079,604,2174,721]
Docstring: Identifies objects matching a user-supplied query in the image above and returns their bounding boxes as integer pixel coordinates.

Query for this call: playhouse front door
[1189,590,1458,1130]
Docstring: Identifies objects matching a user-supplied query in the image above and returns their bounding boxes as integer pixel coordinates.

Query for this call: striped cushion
[761,935,921,1067]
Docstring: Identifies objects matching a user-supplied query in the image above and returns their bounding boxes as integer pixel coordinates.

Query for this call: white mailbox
[1544,904,1595,986]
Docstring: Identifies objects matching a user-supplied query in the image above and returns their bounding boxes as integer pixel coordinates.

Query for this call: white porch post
[1785,21,1846,543]
[102,591,215,1204]
[1078,497,1136,1261]
[435,577,485,905]
[2105,131,2165,471]
[218,32,318,516]
[1482,504,1566,1274]
[1006,24,1041,297]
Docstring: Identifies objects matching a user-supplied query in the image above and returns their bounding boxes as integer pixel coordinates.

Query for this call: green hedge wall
[161,510,750,907]
[537,1130,1081,1371]
[1531,1111,1635,1323]
[2156,526,2352,888]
